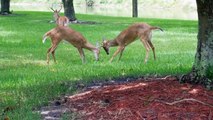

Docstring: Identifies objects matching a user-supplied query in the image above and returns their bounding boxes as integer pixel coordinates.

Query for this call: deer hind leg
[46,47,52,64]
[77,48,85,63]
[110,46,124,62]
[52,50,57,63]
[47,41,59,64]
[147,32,156,60]
[147,40,156,60]
[140,39,151,63]
[47,45,57,64]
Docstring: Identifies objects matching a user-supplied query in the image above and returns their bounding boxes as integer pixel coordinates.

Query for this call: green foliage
[0,11,197,119]
[207,66,213,79]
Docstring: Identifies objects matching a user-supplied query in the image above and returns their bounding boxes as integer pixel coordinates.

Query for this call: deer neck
[54,14,60,21]
[84,42,99,61]
[108,39,118,47]
[84,42,97,51]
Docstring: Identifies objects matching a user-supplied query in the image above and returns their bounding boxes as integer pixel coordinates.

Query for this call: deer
[102,22,163,63]
[50,4,69,26]
[42,26,100,64]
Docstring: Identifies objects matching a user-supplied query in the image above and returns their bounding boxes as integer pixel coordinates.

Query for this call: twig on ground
[162,75,172,80]
[155,98,213,107]
[206,94,213,99]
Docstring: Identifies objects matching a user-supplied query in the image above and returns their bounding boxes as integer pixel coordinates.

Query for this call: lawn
[0,11,197,119]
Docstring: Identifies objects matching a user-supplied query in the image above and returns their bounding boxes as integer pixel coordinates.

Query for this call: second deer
[43,26,100,64]
[102,22,163,63]
[50,4,69,26]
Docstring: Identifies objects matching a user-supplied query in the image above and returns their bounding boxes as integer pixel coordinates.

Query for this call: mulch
[66,76,213,120]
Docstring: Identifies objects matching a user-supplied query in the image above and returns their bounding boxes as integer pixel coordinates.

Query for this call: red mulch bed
[66,77,213,120]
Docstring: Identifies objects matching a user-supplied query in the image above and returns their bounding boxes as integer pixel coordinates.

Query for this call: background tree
[132,0,138,17]
[1,0,11,15]
[62,0,77,21]
[181,0,213,89]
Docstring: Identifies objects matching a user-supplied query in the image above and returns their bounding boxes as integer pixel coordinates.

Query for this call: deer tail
[42,31,51,43]
[151,26,163,32]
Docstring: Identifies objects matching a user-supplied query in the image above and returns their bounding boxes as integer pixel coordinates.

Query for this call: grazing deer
[42,26,100,64]
[50,4,69,26]
[102,22,163,63]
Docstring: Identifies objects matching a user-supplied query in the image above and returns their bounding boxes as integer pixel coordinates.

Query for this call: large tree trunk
[62,0,77,21]
[181,0,213,89]
[1,0,11,15]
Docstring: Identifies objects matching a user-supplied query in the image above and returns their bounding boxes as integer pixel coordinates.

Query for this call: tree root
[155,98,213,107]
[180,71,213,90]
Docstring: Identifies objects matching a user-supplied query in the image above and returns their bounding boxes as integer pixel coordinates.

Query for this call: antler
[58,4,63,12]
[50,3,56,12]
[50,7,55,12]
[50,3,62,12]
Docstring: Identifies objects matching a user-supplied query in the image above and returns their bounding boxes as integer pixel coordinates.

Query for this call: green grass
[0,11,197,119]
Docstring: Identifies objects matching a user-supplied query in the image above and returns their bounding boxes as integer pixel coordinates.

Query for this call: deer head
[102,39,110,55]
[50,4,62,21]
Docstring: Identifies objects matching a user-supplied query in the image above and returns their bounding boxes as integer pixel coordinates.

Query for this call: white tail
[42,36,47,43]
[102,22,163,63]
[43,26,100,64]
[42,32,49,43]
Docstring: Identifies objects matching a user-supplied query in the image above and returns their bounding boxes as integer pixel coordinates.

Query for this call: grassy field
[0,11,197,119]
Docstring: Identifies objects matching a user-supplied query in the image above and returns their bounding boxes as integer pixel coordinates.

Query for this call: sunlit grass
[0,11,197,119]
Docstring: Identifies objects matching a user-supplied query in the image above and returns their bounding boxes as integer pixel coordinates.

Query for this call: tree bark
[62,0,77,21]
[132,0,138,17]
[181,0,213,89]
[1,0,11,15]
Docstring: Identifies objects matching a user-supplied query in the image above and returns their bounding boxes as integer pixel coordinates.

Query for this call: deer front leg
[77,48,85,63]
[110,46,123,62]
[118,46,125,61]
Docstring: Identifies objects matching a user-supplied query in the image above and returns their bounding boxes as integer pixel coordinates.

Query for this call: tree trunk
[181,0,213,89]
[62,0,77,21]
[1,0,11,15]
[132,0,138,17]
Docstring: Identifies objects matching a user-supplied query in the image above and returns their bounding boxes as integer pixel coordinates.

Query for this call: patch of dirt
[40,76,213,120]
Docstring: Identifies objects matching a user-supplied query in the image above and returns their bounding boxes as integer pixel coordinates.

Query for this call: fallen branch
[155,98,213,107]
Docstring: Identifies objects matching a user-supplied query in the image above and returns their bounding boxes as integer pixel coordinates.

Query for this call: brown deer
[50,4,69,26]
[102,22,163,63]
[42,26,100,64]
